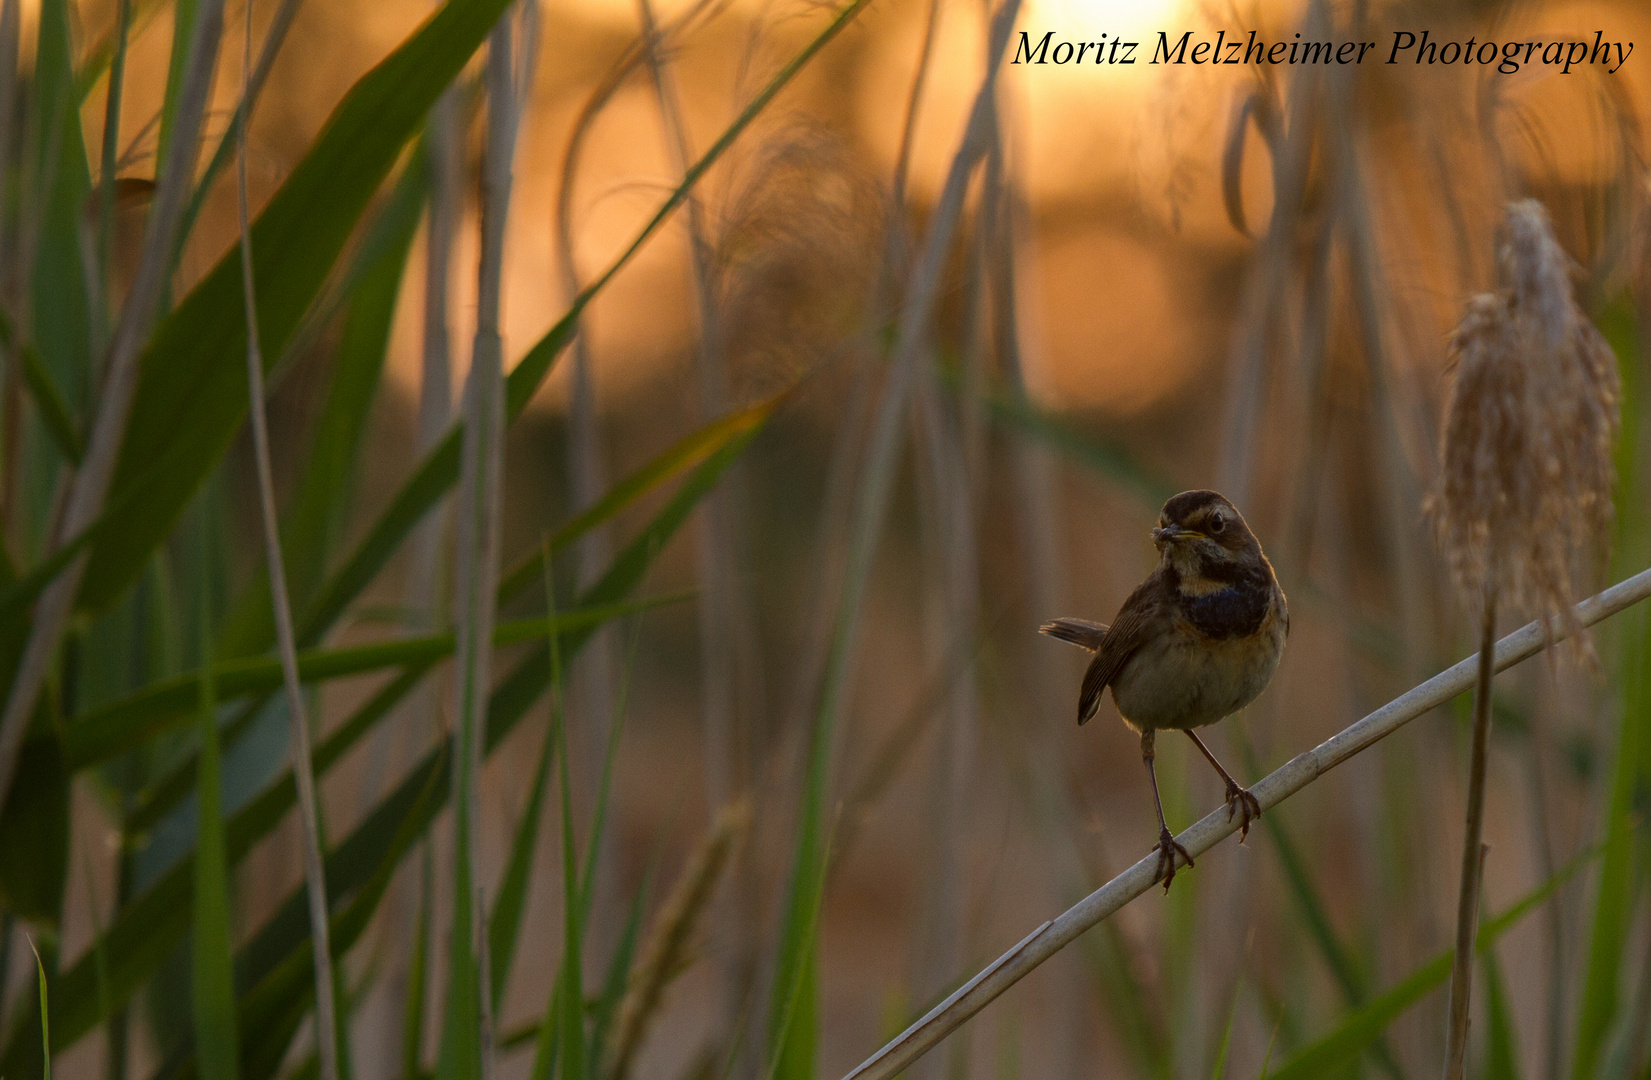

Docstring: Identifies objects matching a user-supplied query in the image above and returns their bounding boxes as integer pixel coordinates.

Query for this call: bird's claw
[1153,827,1193,893]
[1224,780,1262,843]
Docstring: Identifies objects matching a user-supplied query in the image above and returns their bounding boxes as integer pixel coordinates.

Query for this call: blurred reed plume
[1429,197,1621,1080]
[712,123,884,391]
[1430,198,1622,636]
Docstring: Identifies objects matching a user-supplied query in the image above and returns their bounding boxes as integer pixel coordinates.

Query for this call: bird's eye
[1209,512,1225,534]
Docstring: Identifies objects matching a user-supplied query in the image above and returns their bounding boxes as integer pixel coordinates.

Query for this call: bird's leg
[1143,730,1192,892]
[1185,730,1262,842]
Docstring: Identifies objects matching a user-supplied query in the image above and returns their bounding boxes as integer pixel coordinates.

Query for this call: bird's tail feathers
[1039,617,1109,652]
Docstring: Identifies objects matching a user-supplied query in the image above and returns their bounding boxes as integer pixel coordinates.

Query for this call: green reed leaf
[63,595,682,770]
[1267,849,1597,1080]
[189,598,238,1080]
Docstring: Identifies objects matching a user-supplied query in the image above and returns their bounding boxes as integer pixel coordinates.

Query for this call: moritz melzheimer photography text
[1013,29,1633,75]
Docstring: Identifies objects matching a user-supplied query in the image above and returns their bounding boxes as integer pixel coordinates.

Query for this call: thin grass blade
[31,937,50,1080]
[190,528,239,1080]
[486,696,558,1009]
[1482,947,1522,1080]
[405,847,434,1080]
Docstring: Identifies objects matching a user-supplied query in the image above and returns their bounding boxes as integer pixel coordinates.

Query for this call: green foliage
[232,748,449,1080]
[31,937,50,1080]
[0,0,1002,1071]
[0,733,69,923]
[157,0,201,162]
[1078,925,1169,1078]
[0,317,83,466]
[487,688,561,1010]
[29,0,94,424]
[190,583,239,1080]
[404,849,434,1080]
[62,595,678,771]
[110,388,767,852]
[1481,948,1522,1080]
[1267,851,1594,1080]
[26,0,1651,1077]
[1573,302,1648,1080]
[0,402,766,1076]
[71,0,517,617]
[554,702,587,1080]
[219,160,430,659]
[1235,734,1406,1080]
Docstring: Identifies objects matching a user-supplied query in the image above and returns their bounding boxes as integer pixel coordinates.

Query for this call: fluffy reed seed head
[713,124,882,387]
[1428,199,1620,637]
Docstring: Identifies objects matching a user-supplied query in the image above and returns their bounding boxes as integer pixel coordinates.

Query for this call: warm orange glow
[1025,0,1184,50]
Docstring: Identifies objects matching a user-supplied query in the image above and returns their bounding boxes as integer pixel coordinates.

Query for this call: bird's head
[1152,490,1263,577]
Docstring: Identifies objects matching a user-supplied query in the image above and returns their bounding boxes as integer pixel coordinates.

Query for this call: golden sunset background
[1,0,1649,1078]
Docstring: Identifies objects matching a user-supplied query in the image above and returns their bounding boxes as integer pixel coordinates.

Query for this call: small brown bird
[1041,490,1288,891]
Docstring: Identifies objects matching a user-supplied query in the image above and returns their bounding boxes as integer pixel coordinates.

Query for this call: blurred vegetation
[0,0,1647,1078]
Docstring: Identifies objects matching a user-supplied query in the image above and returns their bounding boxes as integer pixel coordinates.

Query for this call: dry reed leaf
[1428,198,1620,643]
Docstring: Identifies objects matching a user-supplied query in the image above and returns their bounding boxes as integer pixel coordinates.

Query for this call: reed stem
[234,5,339,1075]
[1442,594,1497,1080]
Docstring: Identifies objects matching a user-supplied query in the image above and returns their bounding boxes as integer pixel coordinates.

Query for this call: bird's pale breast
[1111,590,1286,731]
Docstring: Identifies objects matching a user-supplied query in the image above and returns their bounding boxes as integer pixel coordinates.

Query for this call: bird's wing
[1038,617,1109,651]
[1077,582,1158,725]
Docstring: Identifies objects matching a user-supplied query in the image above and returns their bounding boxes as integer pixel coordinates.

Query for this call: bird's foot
[1153,827,1193,893]
[1224,780,1262,843]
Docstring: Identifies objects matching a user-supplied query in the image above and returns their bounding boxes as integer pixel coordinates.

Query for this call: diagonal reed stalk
[841,565,1651,1080]
[234,4,340,1077]
[0,0,224,826]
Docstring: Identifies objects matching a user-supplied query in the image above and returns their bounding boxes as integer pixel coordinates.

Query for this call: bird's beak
[1152,524,1203,547]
